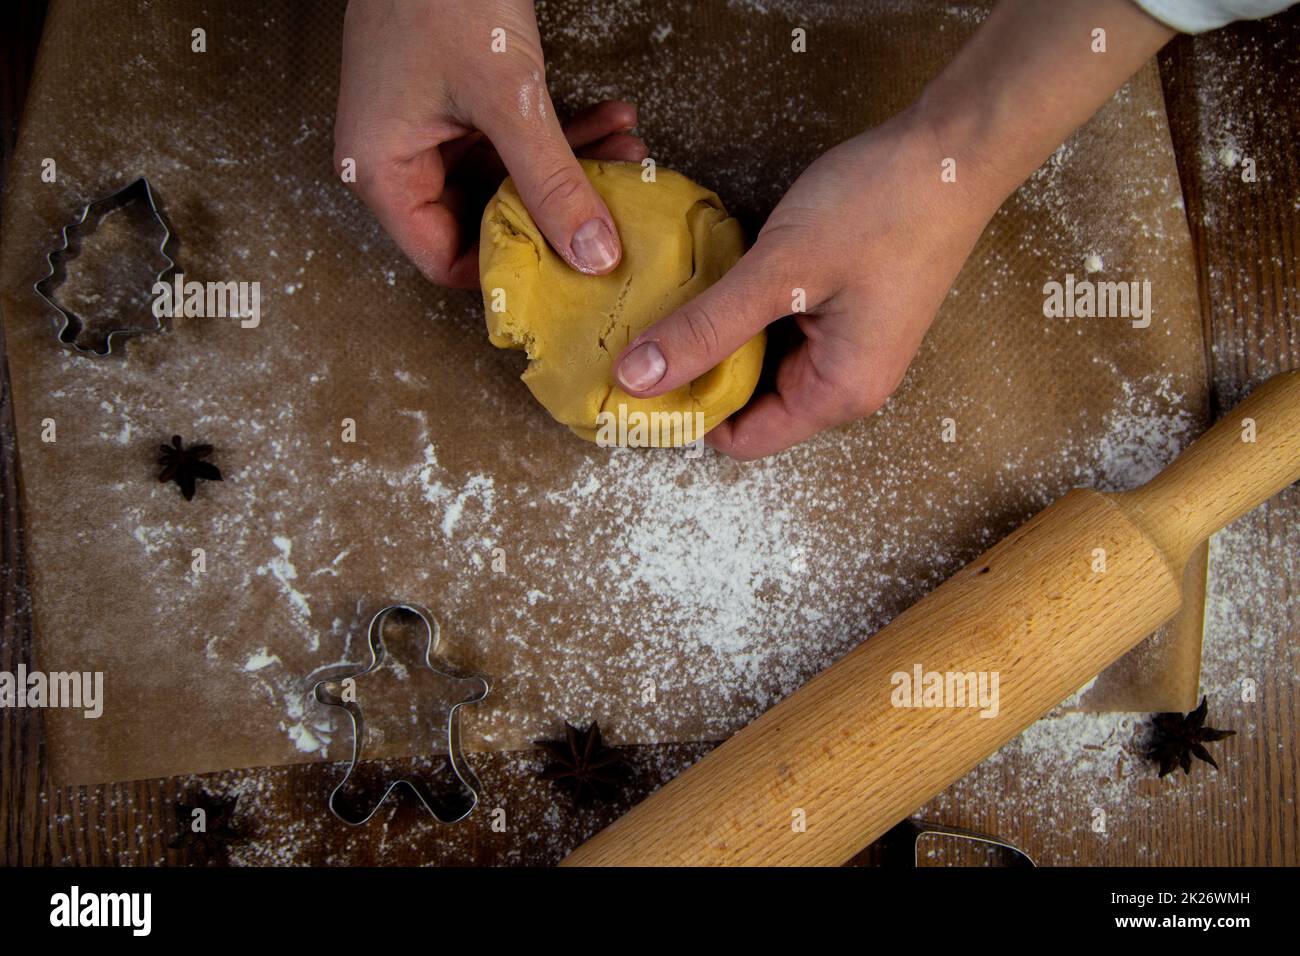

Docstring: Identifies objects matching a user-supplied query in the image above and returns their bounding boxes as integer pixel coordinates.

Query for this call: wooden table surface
[2,3,1296,867]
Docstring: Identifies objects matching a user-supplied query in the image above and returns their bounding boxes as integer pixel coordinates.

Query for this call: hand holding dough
[480,160,765,445]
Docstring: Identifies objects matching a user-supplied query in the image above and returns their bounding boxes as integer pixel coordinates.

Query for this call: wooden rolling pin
[564,369,1300,866]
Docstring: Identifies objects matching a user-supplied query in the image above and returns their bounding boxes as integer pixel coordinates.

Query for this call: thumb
[481,102,622,275]
[615,246,793,397]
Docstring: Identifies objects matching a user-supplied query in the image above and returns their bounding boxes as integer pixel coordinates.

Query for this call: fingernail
[571,218,619,273]
[617,342,666,392]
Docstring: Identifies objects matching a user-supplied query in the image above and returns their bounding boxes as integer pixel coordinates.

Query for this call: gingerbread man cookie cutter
[312,603,490,826]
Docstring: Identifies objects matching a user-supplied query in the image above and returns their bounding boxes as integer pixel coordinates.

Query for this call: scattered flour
[23,0,1294,866]
[255,535,312,630]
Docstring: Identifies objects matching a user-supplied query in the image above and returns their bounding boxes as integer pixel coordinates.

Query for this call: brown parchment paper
[0,0,1208,786]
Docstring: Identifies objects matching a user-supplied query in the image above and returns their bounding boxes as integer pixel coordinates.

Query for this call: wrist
[908,86,1023,223]
[910,0,1176,221]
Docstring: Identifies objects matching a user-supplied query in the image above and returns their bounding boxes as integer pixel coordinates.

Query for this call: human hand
[334,0,647,289]
[612,108,999,460]
[611,0,1173,460]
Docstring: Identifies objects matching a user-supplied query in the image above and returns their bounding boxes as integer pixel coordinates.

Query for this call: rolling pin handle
[1117,368,1300,570]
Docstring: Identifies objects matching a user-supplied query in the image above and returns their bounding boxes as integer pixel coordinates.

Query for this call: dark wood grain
[1153,12,1300,866]
[2,4,1297,867]
[0,0,49,869]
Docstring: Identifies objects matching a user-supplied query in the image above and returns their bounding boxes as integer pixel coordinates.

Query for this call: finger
[613,243,799,396]
[441,131,644,284]
[706,395,818,461]
[377,197,478,289]
[708,323,902,460]
[561,100,638,149]
[439,111,642,283]
[478,89,623,275]
[706,347,848,460]
[706,392,829,461]
[577,131,649,163]
[360,151,477,289]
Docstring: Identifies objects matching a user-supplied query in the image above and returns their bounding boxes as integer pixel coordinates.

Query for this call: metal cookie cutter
[34,176,174,355]
[312,603,489,826]
[881,819,1036,867]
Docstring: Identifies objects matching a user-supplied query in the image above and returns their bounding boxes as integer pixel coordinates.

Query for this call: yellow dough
[479,159,765,445]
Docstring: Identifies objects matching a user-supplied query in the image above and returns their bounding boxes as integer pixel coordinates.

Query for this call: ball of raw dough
[479,159,765,445]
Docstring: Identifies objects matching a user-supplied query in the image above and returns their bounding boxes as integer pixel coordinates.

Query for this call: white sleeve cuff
[1132,0,1295,32]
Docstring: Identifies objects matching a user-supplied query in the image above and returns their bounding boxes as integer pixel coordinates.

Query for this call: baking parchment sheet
[0,0,1208,784]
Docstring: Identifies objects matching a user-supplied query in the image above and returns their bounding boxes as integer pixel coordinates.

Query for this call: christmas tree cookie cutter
[312,602,490,826]
[34,176,174,355]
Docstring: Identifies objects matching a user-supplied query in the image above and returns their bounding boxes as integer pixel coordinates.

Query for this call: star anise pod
[1147,696,1236,777]
[535,721,630,805]
[168,791,239,864]
[158,434,222,500]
